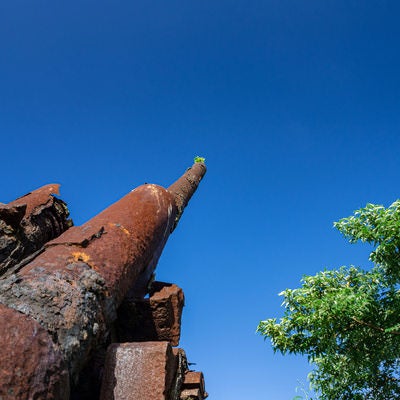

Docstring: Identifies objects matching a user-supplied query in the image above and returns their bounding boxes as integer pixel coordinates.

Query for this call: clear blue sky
[1,1,400,398]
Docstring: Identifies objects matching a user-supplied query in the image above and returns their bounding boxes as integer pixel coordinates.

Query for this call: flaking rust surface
[150,283,185,346]
[42,184,177,303]
[0,163,207,398]
[168,162,206,229]
[100,342,176,400]
[7,184,61,215]
[0,184,72,275]
[0,304,69,400]
[117,282,185,346]
[0,259,109,382]
[0,184,178,383]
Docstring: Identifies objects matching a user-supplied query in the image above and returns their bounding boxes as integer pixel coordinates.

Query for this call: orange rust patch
[71,252,91,264]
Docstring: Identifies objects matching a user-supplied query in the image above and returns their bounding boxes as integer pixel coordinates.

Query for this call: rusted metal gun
[0,162,206,399]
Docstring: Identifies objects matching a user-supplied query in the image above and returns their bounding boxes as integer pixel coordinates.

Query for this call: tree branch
[351,317,400,336]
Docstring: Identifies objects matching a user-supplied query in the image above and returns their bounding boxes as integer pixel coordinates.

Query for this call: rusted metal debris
[0,162,206,399]
[117,282,185,347]
[99,342,207,400]
[180,372,208,400]
[0,184,72,276]
[71,282,187,400]
[0,303,69,400]
[100,341,176,400]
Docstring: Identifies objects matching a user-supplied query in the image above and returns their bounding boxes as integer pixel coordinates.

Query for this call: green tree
[257,201,400,399]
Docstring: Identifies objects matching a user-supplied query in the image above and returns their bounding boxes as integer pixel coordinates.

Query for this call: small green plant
[194,155,206,164]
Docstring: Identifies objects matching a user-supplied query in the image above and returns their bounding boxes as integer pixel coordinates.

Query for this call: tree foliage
[257,201,400,399]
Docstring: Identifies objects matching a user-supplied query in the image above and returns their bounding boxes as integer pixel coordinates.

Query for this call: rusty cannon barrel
[0,161,206,399]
